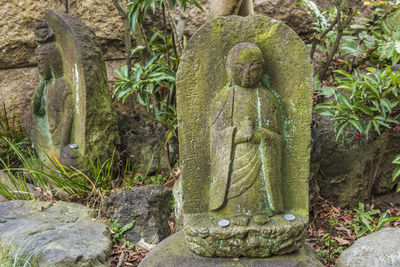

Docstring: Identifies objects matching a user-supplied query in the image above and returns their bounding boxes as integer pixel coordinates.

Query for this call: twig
[368,129,389,202]
[231,0,243,15]
[162,2,171,69]
[112,0,132,73]
[367,130,375,201]
[310,6,341,61]
[319,3,355,80]
[358,142,365,196]
[116,250,125,267]
[162,0,182,57]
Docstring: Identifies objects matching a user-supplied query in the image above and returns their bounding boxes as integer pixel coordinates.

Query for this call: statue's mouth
[242,80,250,86]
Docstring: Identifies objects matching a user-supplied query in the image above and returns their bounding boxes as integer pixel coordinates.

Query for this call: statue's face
[227,43,264,88]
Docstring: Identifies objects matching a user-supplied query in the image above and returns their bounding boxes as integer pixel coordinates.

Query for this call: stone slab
[0,200,111,267]
[139,231,324,267]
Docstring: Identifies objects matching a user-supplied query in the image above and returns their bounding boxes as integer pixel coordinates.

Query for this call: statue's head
[226,42,264,88]
[35,43,63,80]
[34,22,55,44]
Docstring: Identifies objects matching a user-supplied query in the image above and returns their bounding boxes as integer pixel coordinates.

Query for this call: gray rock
[312,113,400,208]
[139,231,324,267]
[336,228,400,267]
[102,185,172,248]
[0,200,111,267]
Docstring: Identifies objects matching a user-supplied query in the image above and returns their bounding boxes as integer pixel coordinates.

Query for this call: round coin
[284,214,296,221]
[218,219,230,227]
[69,144,79,149]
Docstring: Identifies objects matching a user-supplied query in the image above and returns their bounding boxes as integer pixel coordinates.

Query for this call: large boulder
[0,200,111,267]
[336,228,400,267]
[102,185,172,249]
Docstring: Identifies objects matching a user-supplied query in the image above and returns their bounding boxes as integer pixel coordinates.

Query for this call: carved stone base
[185,213,308,258]
[138,231,324,267]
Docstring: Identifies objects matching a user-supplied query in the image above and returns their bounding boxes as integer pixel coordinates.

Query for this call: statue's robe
[209,83,283,216]
[32,77,73,163]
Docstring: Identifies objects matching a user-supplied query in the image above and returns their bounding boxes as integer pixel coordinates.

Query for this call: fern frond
[382,10,400,36]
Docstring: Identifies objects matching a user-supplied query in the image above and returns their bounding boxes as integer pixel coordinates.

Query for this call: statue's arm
[256,126,281,145]
[60,92,73,148]
[59,84,75,166]
[33,79,46,116]
[234,116,253,144]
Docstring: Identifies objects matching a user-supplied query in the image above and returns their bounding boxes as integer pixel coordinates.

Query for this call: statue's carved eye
[250,62,262,70]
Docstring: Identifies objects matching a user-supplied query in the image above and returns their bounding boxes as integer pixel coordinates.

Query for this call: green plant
[0,138,116,207]
[352,202,400,237]
[0,233,56,267]
[315,66,400,201]
[0,104,29,167]
[111,219,135,249]
[391,153,400,191]
[298,0,358,80]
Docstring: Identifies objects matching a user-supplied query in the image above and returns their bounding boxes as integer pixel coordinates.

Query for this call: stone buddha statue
[175,16,312,258]
[32,22,75,165]
[209,42,283,226]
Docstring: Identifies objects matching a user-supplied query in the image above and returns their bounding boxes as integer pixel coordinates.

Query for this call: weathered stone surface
[0,0,64,68]
[0,60,124,134]
[0,67,38,132]
[176,15,312,257]
[31,10,119,171]
[117,112,177,174]
[139,231,324,267]
[102,185,172,248]
[0,0,332,70]
[0,200,111,267]
[312,114,400,208]
[69,0,125,61]
[185,214,307,257]
[177,0,326,39]
[336,228,400,267]
[0,0,124,69]
[311,114,365,207]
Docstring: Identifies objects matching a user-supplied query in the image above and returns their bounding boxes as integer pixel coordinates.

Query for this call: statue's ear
[262,73,271,90]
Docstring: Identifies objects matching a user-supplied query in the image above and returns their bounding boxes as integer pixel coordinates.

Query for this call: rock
[0,200,111,267]
[312,113,400,208]
[172,177,184,231]
[0,67,38,133]
[336,228,400,267]
[139,231,324,267]
[311,113,365,208]
[102,185,172,248]
[69,0,125,61]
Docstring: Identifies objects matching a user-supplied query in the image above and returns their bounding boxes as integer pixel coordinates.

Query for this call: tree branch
[319,4,354,80]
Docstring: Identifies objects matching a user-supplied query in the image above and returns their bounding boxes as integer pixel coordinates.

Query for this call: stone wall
[0,0,322,131]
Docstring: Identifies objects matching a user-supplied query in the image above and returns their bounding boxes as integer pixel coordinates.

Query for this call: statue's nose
[244,66,251,79]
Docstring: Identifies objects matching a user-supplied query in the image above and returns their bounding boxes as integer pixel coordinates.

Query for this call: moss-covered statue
[176,15,312,258]
[31,10,119,172]
[210,43,283,225]
[33,22,75,165]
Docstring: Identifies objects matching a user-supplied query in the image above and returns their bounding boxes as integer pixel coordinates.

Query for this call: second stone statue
[31,10,119,174]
